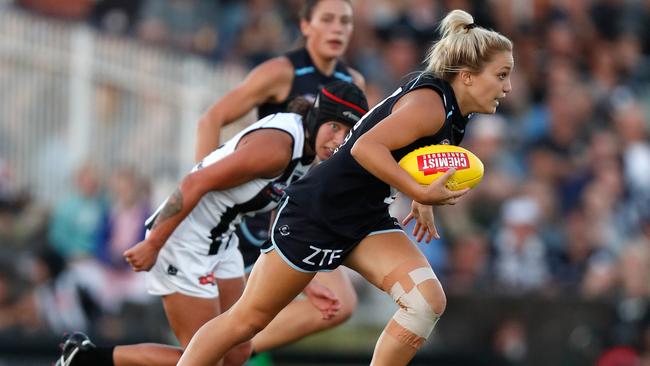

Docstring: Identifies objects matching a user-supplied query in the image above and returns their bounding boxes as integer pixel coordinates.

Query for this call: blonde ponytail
[425,10,512,81]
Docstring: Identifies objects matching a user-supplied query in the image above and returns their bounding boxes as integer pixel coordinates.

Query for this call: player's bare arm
[350,89,447,202]
[125,129,293,272]
[195,57,294,162]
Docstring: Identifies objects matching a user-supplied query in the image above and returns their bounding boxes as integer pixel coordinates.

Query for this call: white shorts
[146,234,244,298]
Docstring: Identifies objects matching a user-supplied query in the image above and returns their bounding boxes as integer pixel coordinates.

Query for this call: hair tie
[464,23,477,30]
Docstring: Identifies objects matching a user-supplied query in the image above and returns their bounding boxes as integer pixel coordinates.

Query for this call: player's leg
[251,267,357,352]
[344,231,446,366]
[162,292,221,347]
[56,280,220,366]
[114,280,252,365]
[116,245,248,366]
[217,257,252,366]
[56,292,214,366]
[130,278,248,366]
[110,344,183,366]
[177,250,315,366]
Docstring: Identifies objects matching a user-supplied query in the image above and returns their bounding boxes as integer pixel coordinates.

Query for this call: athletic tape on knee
[381,258,440,349]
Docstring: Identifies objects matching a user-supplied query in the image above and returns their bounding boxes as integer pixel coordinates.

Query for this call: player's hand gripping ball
[398,145,484,190]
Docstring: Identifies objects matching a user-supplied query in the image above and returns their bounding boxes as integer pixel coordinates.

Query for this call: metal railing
[0,7,250,204]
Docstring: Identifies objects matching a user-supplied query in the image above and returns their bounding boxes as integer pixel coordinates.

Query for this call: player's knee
[342,285,359,315]
[325,303,354,328]
[381,259,444,348]
[308,290,356,331]
[435,284,446,315]
[232,339,253,357]
[235,307,275,335]
[224,340,253,366]
[422,278,446,317]
[333,286,358,324]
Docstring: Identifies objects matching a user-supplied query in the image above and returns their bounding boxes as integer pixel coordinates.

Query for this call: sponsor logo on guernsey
[417,152,469,176]
[302,245,343,267]
[167,265,178,276]
[198,272,217,286]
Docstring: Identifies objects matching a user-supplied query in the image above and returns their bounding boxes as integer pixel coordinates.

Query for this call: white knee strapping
[382,259,441,349]
[389,267,439,337]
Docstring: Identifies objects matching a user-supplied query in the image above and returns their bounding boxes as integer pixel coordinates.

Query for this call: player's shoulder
[243,56,295,102]
[346,67,366,91]
[400,74,448,106]
[249,56,294,83]
[406,72,445,90]
[253,113,305,158]
[392,83,446,128]
[258,113,303,134]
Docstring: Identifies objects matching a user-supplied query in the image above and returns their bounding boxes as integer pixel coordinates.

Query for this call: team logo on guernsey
[279,225,290,236]
[198,272,217,286]
[417,152,469,176]
[167,265,178,276]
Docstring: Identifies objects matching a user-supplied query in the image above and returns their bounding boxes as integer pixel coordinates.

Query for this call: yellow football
[398,144,484,190]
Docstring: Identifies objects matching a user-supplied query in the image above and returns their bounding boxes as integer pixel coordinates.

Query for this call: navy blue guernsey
[240,48,354,271]
[257,48,354,119]
[285,73,470,239]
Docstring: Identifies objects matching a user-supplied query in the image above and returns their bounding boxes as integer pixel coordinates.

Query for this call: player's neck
[450,79,472,117]
[306,46,337,76]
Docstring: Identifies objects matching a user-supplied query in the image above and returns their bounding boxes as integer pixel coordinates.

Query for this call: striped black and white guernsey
[146,113,310,256]
[285,73,471,240]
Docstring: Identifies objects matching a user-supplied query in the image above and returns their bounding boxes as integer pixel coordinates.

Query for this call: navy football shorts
[262,196,404,272]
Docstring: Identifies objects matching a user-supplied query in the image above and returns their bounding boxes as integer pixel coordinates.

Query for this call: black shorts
[236,213,272,272]
[262,196,404,272]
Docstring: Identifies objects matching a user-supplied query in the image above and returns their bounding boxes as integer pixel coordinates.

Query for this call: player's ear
[459,70,473,86]
[300,18,311,38]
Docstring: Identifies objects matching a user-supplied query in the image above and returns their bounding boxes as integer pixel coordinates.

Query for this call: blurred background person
[48,163,107,262]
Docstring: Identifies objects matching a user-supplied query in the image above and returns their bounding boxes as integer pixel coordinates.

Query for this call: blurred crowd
[2,0,650,365]
[0,161,159,341]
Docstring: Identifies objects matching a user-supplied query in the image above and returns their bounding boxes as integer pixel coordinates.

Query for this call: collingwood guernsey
[146,113,310,256]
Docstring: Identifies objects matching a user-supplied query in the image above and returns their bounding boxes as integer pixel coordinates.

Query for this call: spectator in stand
[492,196,550,294]
[615,33,650,93]
[607,240,650,348]
[97,165,150,270]
[48,163,107,261]
[548,207,615,295]
[445,233,491,295]
[11,247,102,335]
[579,159,627,253]
[462,114,522,231]
[93,165,153,312]
[137,0,220,56]
[235,0,290,66]
[612,98,650,197]
[89,0,142,36]
[0,158,49,249]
